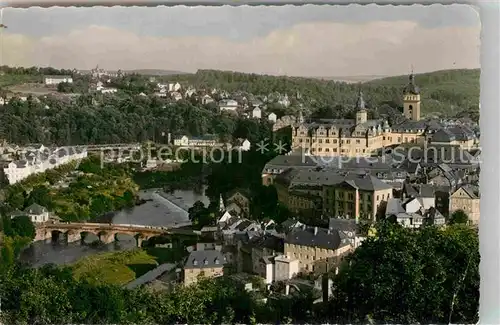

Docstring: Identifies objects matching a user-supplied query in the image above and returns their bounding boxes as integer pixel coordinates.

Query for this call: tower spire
[355,85,365,111]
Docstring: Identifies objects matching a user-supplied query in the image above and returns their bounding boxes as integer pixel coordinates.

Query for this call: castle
[290,73,466,157]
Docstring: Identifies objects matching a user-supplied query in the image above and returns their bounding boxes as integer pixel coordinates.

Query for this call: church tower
[355,89,368,124]
[403,72,421,121]
[219,194,225,212]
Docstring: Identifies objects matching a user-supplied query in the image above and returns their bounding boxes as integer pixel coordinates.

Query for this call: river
[19,188,210,267]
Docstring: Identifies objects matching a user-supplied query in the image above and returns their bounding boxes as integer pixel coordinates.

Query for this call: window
[319,139,323,143]
[356,140,360,144]
[326,139,330,143]
[333,139,337,144]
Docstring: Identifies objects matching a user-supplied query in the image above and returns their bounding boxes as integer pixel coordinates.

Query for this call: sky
[1,4,480,77]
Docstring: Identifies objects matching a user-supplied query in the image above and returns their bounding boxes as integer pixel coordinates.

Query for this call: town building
[183,250,226,286]
[219,99,239,112]
[290,74,478,157]
[252,107,262,119]
[284,226,352,274]
[274,168,393,220]
[225,189,251,218]
[2,146,87,184]
[11,203,50,223]
[44,75,73,85]
[449,185,480,225]
[173,135,224,148]
[385,195,446,228]
[268,113,277,123]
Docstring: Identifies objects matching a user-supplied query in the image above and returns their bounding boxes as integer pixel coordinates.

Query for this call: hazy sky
[1,4,480,77]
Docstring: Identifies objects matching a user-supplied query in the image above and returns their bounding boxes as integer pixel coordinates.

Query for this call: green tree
[26,185,53,209]
[9,215,36,240]
[327,221,479,324]
[448,209,469,225]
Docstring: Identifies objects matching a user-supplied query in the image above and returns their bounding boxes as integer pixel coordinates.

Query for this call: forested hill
[164,68,479,116]
[367,68,480,115]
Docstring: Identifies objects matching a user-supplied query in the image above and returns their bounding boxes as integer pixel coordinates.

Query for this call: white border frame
[1,1,497,323]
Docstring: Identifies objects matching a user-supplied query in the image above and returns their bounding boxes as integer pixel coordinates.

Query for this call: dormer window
[215,259,220,265]
[204,259,208,265]
[193,260,198,266]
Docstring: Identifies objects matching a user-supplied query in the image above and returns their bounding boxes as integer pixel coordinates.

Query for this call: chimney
[314,227,318,235]
[354,189,360,224]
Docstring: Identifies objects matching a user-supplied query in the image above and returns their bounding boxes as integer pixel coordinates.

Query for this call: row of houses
[261,152,480,226]
[1,144,87,184]
[182,205,359,287]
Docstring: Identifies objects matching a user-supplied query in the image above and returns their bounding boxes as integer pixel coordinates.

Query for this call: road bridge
[35,222,197,247]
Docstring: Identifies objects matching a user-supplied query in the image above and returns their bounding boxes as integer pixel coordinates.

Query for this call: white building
[101,88,118,94]
[385,196,446,229]
[219,99,239,112]
[252,107,262,119]
[3,146,87,185]
[168,82,182,92]
[171,92,183,101]
[11,203,50,223]
[260,254,300,285]
[44,75,73,85]
[234,139,251,151]
[274,255,299,282]
[202,94,214,105]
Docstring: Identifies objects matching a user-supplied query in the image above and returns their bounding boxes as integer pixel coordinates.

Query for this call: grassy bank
[71,247,187,286]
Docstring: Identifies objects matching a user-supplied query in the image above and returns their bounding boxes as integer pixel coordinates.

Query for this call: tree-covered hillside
[367,69,480,116]
[161,68,479,117]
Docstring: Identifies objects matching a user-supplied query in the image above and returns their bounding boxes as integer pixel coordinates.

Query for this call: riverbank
[71,247,186,286]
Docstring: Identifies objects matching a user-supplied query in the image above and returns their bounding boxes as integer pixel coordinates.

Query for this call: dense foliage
[0,222,479,324]
[0,94,274,145]
[160,69,480,116]
[2,157,138,222]
[327,221,479,324]
[0,262,308,325]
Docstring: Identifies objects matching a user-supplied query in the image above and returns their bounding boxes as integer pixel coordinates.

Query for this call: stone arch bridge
[35,222,197,247]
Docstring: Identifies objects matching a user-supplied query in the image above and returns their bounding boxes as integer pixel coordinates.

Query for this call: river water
[19,188,210,267]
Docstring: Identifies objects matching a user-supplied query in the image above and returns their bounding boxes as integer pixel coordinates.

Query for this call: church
[291,73,444,157]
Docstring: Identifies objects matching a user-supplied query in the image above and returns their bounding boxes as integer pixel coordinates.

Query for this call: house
[268,113,277,123]
[184,88,196,98]
[259,254,300,285]
[449,185,480,225]
[225,189,251,217]
[201,94,214,105]
[3,146,87,184]
[385,196,446,228]
[274,168,394,220]
[278,94,290,107]
[252,107,262,119]
[11,203,50,223]
[183,250,226,286]
[219,99,239,111]
[284,226,352,274]
[171,92,183,101]
[173,135,223,148]
[328,218,362,248]
[238,232,284,275]
[44,75,73,85]
[101,88,118,94]
[233,138,251,152]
